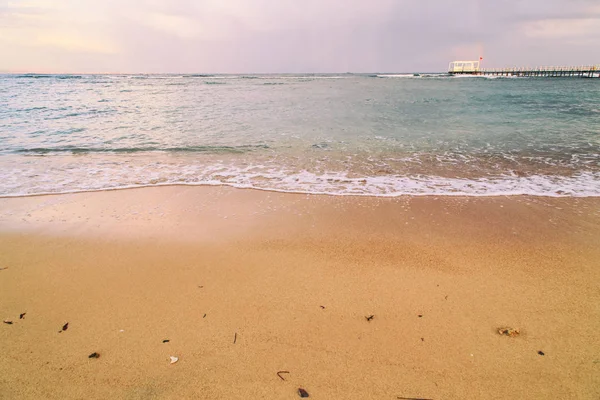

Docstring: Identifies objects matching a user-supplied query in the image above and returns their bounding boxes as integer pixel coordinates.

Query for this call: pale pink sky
[1,0,599,73]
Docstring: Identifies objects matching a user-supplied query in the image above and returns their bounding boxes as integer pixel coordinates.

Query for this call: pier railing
[452,65,600,77]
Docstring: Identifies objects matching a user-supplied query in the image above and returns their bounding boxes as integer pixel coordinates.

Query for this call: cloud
[34,33,117,53]
[0,0,119,58]
[134,13,202,39]
[523,18,600,39]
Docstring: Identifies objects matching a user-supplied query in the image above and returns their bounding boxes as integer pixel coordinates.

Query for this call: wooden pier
[478,65,599,78]
[448,61,600,78]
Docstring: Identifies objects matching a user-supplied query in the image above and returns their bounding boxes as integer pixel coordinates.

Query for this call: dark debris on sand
[397,397,433,400]
[277,371,289,381]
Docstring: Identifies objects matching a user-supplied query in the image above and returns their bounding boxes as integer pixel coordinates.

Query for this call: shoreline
[2,177,600,200]
[1,186,599,399]
[1,185,599,241]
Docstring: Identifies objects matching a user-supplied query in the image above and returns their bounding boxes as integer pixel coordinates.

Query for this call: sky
[0,0,599,73]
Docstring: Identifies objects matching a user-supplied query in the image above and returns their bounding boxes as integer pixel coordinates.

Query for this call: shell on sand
[169,356,179,364]
[498,327,520,337]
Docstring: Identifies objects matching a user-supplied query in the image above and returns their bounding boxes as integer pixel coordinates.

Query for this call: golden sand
[1,186,599,399]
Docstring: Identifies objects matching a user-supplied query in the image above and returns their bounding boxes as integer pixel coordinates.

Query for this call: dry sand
[1,186,599,399]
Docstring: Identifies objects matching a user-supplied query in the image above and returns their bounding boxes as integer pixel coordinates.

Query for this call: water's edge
[1,179,599,199]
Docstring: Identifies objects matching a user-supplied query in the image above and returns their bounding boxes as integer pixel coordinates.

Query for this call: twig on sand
[365,315,374,322]
[233,332,237,344]
[397,397,433,400]
[0,267,8,271]
[19,313,26,319]
[277,371,290,381]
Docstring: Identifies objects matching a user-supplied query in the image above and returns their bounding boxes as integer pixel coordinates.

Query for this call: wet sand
[1,186,599,399]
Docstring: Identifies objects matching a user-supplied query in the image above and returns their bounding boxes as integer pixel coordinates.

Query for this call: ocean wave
[14,74,84,79]
[1,159,598,198]
[12,145,270,154]
[14,74,54,79]
[0,171,598,198]
[375,73,478,79]
[12,106,48,112]
[238,75,349,80]
[374,73,523,80]
[376,74,422,78]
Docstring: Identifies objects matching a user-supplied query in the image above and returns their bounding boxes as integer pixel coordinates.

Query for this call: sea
[1,73,599,197]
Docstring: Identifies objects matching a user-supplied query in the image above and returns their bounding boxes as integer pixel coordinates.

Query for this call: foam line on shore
[1,174,599,200]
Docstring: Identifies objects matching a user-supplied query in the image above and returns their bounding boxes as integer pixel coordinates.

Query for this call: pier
[448,60,600,77]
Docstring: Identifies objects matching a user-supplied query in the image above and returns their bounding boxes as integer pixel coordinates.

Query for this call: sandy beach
[1,186,599,399]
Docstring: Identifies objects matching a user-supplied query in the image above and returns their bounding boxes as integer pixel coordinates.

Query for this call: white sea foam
[259,75,350,80]
[375,73,509,80]
[376,74,418,78]
[1,161,599,198]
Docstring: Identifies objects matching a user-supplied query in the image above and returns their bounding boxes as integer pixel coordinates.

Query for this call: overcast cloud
[0,0,599,73]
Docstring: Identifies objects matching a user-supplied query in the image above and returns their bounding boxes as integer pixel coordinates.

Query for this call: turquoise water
[1,73,599,196]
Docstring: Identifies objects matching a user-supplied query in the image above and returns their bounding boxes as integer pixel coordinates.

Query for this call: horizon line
[0,71,445,75]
